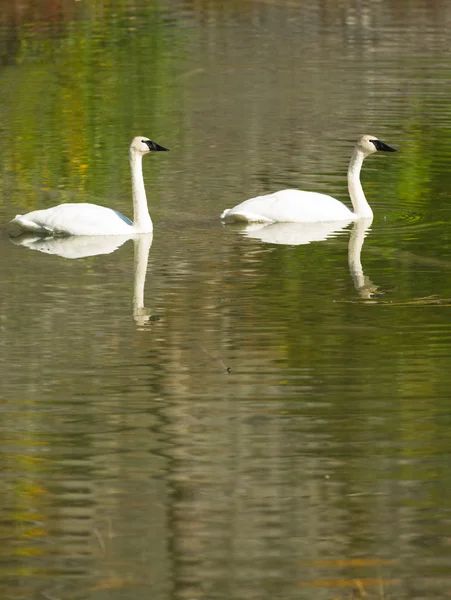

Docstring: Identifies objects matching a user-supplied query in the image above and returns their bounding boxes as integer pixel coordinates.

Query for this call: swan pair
[8,134,396,237]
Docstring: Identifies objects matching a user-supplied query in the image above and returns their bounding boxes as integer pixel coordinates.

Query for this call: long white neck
[130,149,153,232]
[347,147,373,218]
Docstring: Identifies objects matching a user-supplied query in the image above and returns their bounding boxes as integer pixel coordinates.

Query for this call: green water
[1,1,451,599]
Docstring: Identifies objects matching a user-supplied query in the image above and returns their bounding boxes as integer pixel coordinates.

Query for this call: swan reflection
[240,219,353,245]
[239,218,377,298]
[10,233,154,325]
[347,218,378,299]
[9,233,131,258]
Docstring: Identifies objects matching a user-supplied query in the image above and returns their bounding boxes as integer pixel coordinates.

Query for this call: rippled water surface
[1,1,451,599]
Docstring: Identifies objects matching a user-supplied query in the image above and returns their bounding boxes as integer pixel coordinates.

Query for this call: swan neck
[347,148,373,218]
[130,150,152,232]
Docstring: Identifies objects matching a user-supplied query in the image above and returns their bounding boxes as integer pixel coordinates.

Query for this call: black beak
[143,139,169,151]
[370,139,397,152]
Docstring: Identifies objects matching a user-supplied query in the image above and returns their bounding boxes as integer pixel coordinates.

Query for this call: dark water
[1,1,451,599]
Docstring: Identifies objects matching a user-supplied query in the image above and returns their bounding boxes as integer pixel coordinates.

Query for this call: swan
[221,135,396,224]
[8,137,168,236]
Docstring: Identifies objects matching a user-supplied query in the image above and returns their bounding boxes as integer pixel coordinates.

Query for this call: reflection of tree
[0,1,77,28]
[0,2,175,217]
[2,0,451,219]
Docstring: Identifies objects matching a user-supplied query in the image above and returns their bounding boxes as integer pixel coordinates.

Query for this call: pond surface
[1,1,451,599]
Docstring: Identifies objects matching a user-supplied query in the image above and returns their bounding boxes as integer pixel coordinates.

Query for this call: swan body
[222,191,355,224]
[221,135,396,224]
[8,137,168,236]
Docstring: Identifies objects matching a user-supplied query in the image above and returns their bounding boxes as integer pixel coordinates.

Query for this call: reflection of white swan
[10,233,154,324]
[347,218,377,299]
[131,235,154,327]
[238,218,376,298]
[240,220,352,245]
[9,233,131,258]
[8,137,168,236]
[221,135,396,224]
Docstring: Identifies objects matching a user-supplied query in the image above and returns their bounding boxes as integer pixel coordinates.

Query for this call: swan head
[357,135,397,157]
[130,136,169,155]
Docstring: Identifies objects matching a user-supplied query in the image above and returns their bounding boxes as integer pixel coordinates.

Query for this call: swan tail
[221,209,273,224]
[8,215,52,237]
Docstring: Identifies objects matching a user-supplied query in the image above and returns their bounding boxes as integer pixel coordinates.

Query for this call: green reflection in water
[1,2,451,600]
[0,3,182,216]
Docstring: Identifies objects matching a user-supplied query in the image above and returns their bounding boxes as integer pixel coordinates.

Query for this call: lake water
[1,1,451,599]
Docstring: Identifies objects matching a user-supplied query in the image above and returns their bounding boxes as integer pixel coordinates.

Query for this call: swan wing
[221,189,355,223]
[9,203,133,236]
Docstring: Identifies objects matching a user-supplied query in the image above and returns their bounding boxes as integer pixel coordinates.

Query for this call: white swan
[8,137,168,236]
[221,135,396,224]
